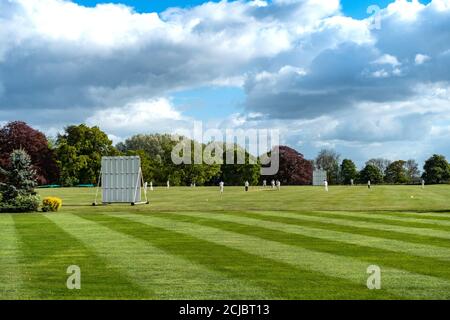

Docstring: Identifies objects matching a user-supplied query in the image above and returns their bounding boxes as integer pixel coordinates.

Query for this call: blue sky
[0,0,449,166]
[74,0,432,17]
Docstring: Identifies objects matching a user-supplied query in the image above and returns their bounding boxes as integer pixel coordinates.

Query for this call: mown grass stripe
[109,212,450,300]
[382,211,450,221]
[305,211,450,232]
[310,210,450,228]
[85,212,397,300]
[0,215,28,299]
[236,211,450,250]
[49,213,270,300]
[13,214,146,299]
[252,211,450,240]
[155,212,450,281]
[171,211,450,263]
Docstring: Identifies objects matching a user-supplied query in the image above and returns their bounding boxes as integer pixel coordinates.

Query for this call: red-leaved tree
[262,146,313,185]
[0,121,59,185]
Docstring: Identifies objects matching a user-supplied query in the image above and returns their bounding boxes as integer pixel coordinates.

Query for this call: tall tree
[0,149,37,201]
[340,159,358,184]
[405,159,420,183]
[0,121,59,184]
[118,134,221,186]
[0,149,39,213]
[55,124,118,186]
[359,164,383,184]
[265,146,312,185]
[384,160,408,184]
[365,158,391,179]
[221,144,260,186]
[315,149,340,184]
[422,154,450,184]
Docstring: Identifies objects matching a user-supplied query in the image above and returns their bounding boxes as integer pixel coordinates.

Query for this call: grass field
[1,185,450,300]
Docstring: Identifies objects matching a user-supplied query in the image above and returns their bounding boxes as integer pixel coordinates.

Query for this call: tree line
[1,121,449,187]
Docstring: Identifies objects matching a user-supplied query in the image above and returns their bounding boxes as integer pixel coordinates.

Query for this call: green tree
[340,159,357,184]
[384,160,408,184]
[359,164,383,184]
[422,154,450,184]
[405,159,420,183]
[0,149,39,212]
[366,158,391,180]
[118,134,221,186]
[315,149,340,184]
[221,144,261,186]
[55,124,118,186]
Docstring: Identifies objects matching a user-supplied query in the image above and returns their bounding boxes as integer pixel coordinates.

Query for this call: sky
[0,0,448,167]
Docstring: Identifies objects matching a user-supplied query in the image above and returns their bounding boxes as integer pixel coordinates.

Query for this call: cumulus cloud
[0,0,450,164]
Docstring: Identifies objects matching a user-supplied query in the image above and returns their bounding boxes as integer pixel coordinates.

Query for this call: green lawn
[1,185,450,300]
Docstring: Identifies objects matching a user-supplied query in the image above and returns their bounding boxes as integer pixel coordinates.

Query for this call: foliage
[365,158,391,179]
[422,154,450,184]
[405,159,421,183]
[0,121,59,184]
[359,164,383,184]
[340,159,358,184]
[0,149,39,213]
[384,160,408,184]
[220,144,260,186]
[119,134,222,186]
[0,195,40,213]
[315,149,340,184]
[266,146,312,185]
[42,197,63,212]
[0,149,38,201]
[55,124,119,186]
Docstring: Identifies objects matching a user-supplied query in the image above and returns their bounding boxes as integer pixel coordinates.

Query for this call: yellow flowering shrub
[42,197,62,212]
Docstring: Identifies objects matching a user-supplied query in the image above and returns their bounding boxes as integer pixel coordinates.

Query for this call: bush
[0,195,40,213]
[42,197,62,212]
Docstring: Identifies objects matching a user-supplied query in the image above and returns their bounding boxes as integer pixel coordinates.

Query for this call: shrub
[0,195,40,213]
[42,197,62,212]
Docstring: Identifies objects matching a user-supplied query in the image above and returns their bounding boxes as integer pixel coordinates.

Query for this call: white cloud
[415,53,431,65]
[0,0,450,164]
[85,98,191,141]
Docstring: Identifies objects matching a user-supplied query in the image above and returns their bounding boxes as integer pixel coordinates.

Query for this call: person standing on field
[368,180,371,189]
[245,180,249,192]
[167,180,170,189]
[263,180,267,187]
[220,181,224,193]
[271,180,275,189]
[422,179,425,189]
[276,180,281,191]
[324,180,328,192]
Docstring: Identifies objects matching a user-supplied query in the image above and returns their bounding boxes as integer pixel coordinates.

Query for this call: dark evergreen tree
[0,149,39,212]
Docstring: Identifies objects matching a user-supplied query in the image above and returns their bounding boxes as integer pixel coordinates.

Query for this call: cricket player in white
[276,180,281,190]
[167,180,170,189]
[324,180,328,192]
[368,180,371,189]
[271,180,275,189]
[245,181,249,192]
[220,181,224,193]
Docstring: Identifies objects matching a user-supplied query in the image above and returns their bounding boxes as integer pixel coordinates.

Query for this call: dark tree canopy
[265,146,312,185]
[0,149,40,213]
[340,159,357,184]
[0,121,59,184]
[55,124,118,186]
[384,160,408,184]
[422,154,450,184]
[359,164,383,184]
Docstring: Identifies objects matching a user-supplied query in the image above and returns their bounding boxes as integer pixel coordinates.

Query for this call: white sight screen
[312,170,327,186]
[101,156,141,203]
